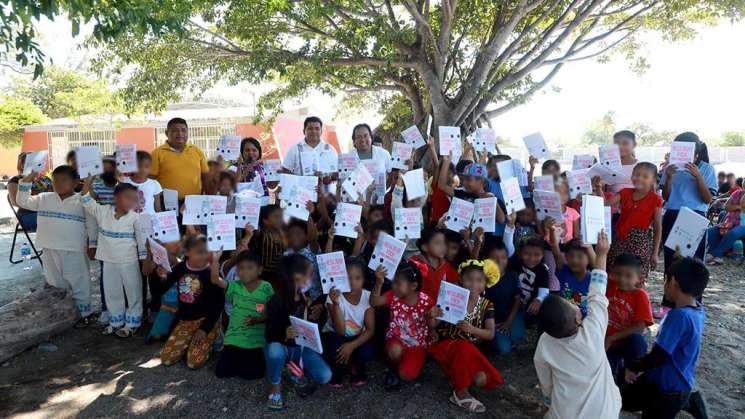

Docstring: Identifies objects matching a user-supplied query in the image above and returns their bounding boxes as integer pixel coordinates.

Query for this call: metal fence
[155,124,237,159]
[48,129,118,168]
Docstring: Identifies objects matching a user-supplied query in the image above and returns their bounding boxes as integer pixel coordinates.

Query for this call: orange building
[19,103,341,172]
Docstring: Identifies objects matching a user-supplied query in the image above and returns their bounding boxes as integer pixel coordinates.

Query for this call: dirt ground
[1,225,743,418]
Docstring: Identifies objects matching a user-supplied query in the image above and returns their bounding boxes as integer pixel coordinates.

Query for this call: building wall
[0,145,21,177]
[116,127,156,151]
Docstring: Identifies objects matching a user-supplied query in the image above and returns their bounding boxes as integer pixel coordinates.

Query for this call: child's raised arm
[209,250,228,289]
[15,172,42,211]
[583,230,611,343]
[351,224,365,257]
[437,154,455,197]
[369,266,389,307]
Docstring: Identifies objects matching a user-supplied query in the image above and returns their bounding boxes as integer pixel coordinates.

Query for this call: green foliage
[0,96,44,146]
[582,111,617,145]
[720,131,745,146]
[10,66,122,118]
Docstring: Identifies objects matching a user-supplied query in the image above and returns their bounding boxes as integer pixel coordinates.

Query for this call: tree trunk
[0,287,77,362]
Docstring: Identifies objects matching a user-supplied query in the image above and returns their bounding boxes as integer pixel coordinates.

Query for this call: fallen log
[0,287,77,363]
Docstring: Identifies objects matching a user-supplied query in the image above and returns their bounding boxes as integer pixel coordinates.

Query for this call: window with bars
[156,124,237,158]
[47,129,117,168]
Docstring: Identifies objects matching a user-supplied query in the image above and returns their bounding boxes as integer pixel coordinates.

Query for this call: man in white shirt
[281,116,338,178]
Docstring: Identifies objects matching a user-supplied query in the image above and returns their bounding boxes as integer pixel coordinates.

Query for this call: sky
[3,17,745,150]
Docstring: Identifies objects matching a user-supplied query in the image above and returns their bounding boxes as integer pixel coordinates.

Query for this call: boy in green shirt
[211,250,274,380]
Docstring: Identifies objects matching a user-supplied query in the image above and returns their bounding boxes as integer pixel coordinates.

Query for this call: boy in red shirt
[605,253,653,381]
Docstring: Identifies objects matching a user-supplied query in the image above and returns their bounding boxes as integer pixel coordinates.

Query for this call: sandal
[266,393,283,410]
[115,326,137,338]
[449,392,486,413]
[101,325,117,335]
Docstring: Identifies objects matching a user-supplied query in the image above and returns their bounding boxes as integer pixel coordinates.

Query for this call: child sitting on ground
[483,240,525,354]
[17,165,97,327]
[605,253,653,379]
[210,250,273,381]
[533,231,622,419]
[82,178,147,337]
[322,257,375,387]
[621,257,709,419]
[370,260,435,391]
[507,236,550,321]
[551,238,596,318]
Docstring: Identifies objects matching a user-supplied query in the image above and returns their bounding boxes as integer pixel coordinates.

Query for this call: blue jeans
[323,333,375,382]
[706,225,745,257]
[492,310,526,354]
[607,333,648,380]
[18,211,37,231]
[264,342,332,386]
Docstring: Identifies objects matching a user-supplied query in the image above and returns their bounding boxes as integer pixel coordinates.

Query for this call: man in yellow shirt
[150,118,209,200]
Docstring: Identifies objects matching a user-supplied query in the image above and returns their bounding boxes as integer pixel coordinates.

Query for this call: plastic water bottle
[20,242,33,271]
[732,240,744,262]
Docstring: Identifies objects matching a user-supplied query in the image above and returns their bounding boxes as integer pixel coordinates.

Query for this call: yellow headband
[458,259,501,287]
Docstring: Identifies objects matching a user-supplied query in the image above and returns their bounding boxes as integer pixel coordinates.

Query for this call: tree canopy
[0,96,44,146]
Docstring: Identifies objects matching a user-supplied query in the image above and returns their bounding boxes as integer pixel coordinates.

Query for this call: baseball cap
[462,162,487,179]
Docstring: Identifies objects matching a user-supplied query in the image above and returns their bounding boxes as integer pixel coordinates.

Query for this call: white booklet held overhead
[534,190,564,221]
[572,154,595,170]
[317,251,350,294]
[278,174,318,202]
[149,210,180,243]
[115,144,137,173]
[76,146,103,178]
[436,281,470,325]
[445,197,474,232]
[284,187,315,221]
[473,197,497,233]
[581,194,606,245]
[391,142,413,171]
[183,195,227,225]
[401,125,426,149]
[217,135,241,161]
[341,164,373,201]
[470,127,497,153]
[337,153,359,180]
[234,194,262,229]
[263,159,281,182]
[22,150,48,175]
[438,126,462,161]
[289,316,323,354]
[599,144,622,171]
[534,175,555,192]
[523,132,550,158]
[403,168,426,201]
[207,213,237,251]
[394,207,422,239]
[334,202,362,239]
[368,232,407,280]
[588,163,628,186]
[664,207,710,257]
[500,177,526,215]
[567,169,592,199]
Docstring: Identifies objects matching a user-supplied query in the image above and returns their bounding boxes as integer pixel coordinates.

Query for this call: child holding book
[409,227,459,301]
[122,151,163,215]
[483,240,525,354]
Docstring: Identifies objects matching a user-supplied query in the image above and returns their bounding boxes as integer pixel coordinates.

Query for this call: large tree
[88,0,742,136]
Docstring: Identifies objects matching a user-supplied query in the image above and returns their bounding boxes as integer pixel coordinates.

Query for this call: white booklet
[403,168,427,201]
[567,168,592,199]
[534,190,564,221]
[401,125,426,149]
[436,281,470,325]
[300,151,320,176]
[217,135,241,161]
[284,187,315,221]
[22,150,48,175]
[341,164,373,201]
[234,194,262,229]
[439,126,462,161]
[599,144,622,171]
[368,232,407,280]
[317,251,351,294]
[581,194,606,245]
[500,177,526,215]
[523,132,549,158]
[337,152,359,180]
[391,142,413,171]
[263,159,281,182]
[470,127,497,153]
[664,207,710,257]
[289,316,323,354]
[572,154,596,170]
[587,163,628,186]
[278,174,318,202]
[318,149,338,174]
[334,202,362,239]
[147,238,172,273]
[115,144,137,173]
[183,195,227,225]
[473,197,497,233]
[669,141,696,168]
[149,210,180,243]
[76,146,103,178]
[207,213,236,251]
[394,207,422,240]
[162,189,179,212]
[361,159,386,205]
[445,197,474,232]
[534,175,555,192]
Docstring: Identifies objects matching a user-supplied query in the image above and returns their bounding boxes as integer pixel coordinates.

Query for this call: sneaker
[97,311,111,325]
[74,315,94,329]
[653,306,671,320]
[266,393,283,410]
[383,370,401,392]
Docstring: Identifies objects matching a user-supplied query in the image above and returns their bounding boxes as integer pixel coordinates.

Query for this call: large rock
[0,287,77,362]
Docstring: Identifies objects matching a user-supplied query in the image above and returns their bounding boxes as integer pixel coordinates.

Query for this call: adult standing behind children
[150,118,209,201]
[281,116,338,178]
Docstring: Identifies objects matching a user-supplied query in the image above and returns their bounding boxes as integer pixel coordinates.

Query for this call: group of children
[13,121,715,418]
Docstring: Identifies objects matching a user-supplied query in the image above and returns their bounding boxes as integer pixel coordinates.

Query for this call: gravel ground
[1,222,743,418]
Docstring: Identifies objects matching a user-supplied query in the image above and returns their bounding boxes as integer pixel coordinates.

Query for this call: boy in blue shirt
[621,257,709,419]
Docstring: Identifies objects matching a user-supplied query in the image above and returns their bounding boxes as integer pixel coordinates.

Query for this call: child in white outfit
[16,165,97,327]
[82,178,147,337]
